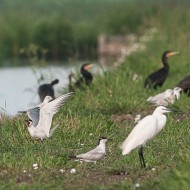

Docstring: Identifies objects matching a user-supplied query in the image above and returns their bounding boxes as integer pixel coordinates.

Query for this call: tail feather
[51,79,59,86]
[49,124,59,137]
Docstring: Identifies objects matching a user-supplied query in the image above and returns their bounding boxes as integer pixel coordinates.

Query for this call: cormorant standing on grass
[144,51,179,89]
[68,63,94,91]
[38,79,59,102]
[176,75,190,96]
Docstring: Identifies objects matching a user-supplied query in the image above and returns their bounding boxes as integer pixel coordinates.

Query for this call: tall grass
[0,0,190,64]
[1,0,190,189]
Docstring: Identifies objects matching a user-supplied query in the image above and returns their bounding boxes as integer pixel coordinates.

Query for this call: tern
[147,87,182,106]
[120,106,172,168]
[26,92,73,140]
[70,137,108,163]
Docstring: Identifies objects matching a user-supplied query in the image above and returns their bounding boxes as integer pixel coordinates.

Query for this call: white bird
[37,95,53,108]
[26,92,73,140]
[120,106,173,168]
[70,137,108,163]
[18,96,53,115]
[173,87,182,100]
[147,87,182,106]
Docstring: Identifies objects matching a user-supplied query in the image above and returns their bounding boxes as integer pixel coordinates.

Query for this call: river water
[0,64,101,116]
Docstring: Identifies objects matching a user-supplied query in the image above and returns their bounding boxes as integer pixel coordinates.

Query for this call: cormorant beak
[168,51,179,57]
[84,64,95,71]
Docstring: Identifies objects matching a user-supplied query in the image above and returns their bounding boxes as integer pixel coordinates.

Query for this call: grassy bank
[1,15,190,189]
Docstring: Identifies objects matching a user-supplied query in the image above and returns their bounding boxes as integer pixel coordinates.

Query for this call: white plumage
[120,106,172,167]
[147,87,182,106]
[71,137,108,163]
[26,92,73,140]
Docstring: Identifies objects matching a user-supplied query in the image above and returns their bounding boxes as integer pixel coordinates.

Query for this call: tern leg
[138,145,146,168]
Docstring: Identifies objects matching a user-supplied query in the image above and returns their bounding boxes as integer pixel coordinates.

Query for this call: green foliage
[0,0,190,64]
[2,0,190,189]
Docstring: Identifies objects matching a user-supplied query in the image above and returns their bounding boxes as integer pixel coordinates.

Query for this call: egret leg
[138,146,146,168]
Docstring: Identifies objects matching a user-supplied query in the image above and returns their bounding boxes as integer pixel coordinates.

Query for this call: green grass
[1,29,190,189]
[2,1,190,189]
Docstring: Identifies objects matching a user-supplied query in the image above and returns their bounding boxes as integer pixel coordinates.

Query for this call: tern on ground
[70,137,108,163]
[26,92,73,140]
[120,106,173,168]
[147,87,182,106]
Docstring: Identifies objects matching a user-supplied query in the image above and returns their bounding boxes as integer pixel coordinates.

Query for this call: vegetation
[0,0,190,64]
[1,0,190,189]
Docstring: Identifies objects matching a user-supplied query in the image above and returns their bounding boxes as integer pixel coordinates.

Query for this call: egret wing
[121,115,158,155]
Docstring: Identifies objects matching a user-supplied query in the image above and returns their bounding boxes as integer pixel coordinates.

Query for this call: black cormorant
[38,79,59,102]
[68,63,94,91]
[144,51,179,89]
[176,75,190,96]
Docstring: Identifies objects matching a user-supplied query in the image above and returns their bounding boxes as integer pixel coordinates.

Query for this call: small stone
[135,183,140,187]
[59,169,65,173]
[70,168,76,174]
[32,163,38,167]
[152,167,156,171]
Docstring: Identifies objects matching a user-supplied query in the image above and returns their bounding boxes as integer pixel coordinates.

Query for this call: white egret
[120,106,173,168]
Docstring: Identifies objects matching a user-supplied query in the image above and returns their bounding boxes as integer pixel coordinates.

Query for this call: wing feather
[120,115,158,155]
[35,92,73,136]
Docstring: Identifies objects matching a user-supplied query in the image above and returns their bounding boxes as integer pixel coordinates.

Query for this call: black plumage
[176,75,190,96]
[144,51,179,89]
[38,79,59,102]
[68,63,94,91]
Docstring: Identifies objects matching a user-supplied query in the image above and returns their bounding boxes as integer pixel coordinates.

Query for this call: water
[0,65,77,116]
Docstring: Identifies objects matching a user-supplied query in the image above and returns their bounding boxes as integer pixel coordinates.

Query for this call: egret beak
[165,108,182,113]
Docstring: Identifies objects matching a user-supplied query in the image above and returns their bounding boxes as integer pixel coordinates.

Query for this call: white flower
[33,166,38,170]
[59,169,65,173]
[89,133,93,136]
[70,168,76,174]
[80,144,84,146]
[32,163,38,168]
[135,183,140,187]
[23,170,26,173]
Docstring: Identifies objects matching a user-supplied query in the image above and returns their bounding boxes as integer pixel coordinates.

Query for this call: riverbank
[1,21,190,189]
